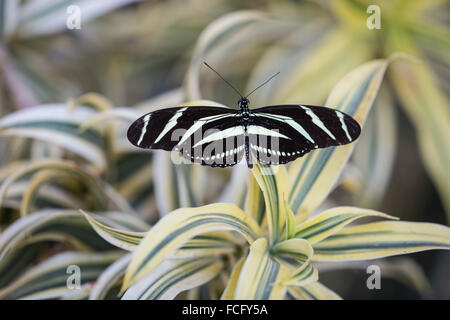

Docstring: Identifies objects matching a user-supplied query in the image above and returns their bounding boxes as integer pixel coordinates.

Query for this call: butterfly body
[127,98,361,169]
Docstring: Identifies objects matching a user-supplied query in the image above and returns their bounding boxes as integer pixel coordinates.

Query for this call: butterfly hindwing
[248,105,361,164]
[179,115,246,167]
[127,106,245,167]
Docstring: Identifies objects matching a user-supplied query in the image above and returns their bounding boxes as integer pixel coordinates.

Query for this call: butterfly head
[238,98,250,110]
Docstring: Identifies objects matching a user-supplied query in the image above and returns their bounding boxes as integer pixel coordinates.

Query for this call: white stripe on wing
[254,113,314,143]
[154,107,187,143]
[336,111,352,141]
[301,106,336,140]
[137,114,151,146]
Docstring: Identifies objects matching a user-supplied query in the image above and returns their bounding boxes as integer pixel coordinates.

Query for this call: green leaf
[274,238,313,264]
[351,87,397,207]
[0,104,106,169]
[294,206,397,244]
[275,29,373,104]
[122,256,222,300]
[245,172,265,226]
[288,57,392,221]
[0,0,18,38]
[174,233,239,258]
[251,163,289,245]
[313,221,450,261]
[89,253,130,300]
[186,10,266,100]
[0,159,108,211]
[234,238,290,300]
[0,209,137,281]
[274,239,318,287]
[3,177,81,213]
[387,34,450,219]
[218,164,248,208]
[79,107,139,132]
[221,255,246,300]
[82,211,146,251]
[122,203,261,290]
[282,261,318,287]
[0,251,122,299]
[0,210,91,265]
[84,211,238,258]
[19,170,73,217]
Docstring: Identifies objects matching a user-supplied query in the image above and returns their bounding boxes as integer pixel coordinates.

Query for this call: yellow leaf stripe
[186,11,265,100]
[122,256,222,300]
[173,233,238,258]
[313,221,450,261]
[351,88,397,207]
[82,211,145,251]
[84,212,239,257]
[20,170,74,217]
[0,251,121,299]
[252,163,289,244]
[294,206,397,244]
[274,239,317,287]
[0,160,108,211]
[234,238,290,300]
[274,238,313,264]
[389,46,450,218]
[245,172,266,225]
[221,255,246,300]
[123,203,261,290]
[0,104,106,169]
[285,206,296,239]
[282,261,318,287]
[89,253,132,300]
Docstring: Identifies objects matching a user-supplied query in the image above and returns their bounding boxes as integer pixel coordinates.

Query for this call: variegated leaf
[288,58,392,221]
[294,206,397,244]
[122,203,261,290]
[122,256,222,300]
[313,221,450,261]
[234,238,290,300]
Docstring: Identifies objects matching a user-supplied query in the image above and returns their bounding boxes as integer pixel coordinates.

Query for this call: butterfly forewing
[248,105,361,164]
[127,106,245,167]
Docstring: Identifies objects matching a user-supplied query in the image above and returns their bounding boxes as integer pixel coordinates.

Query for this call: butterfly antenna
[245,71,280,98]
[203,62,243,99]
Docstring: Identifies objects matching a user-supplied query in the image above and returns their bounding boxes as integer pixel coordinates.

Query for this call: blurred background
[0,0,448,299]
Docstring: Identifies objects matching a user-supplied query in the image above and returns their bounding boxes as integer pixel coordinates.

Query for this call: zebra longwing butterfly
[127,63,361,169]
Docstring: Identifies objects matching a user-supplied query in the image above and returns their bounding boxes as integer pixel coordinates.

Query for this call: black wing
[247,105,361,165]
[127,106,245,167]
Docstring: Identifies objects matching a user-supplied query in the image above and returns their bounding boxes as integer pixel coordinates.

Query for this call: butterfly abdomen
[245,135,253,169]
